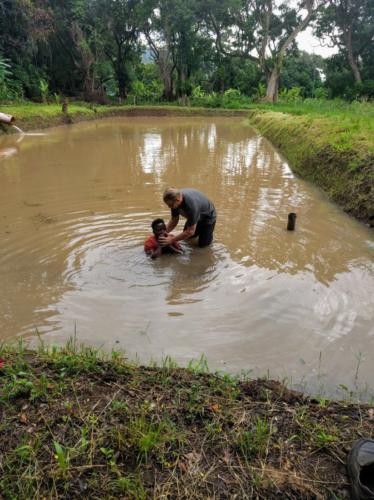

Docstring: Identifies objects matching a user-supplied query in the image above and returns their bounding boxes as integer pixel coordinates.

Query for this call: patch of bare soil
[1,351,373,498]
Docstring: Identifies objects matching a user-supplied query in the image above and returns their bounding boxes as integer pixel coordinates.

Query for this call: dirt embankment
[248,110,374,227]
[0,349,373,498]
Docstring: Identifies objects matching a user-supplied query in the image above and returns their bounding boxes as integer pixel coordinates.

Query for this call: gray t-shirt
[171,188,216,227]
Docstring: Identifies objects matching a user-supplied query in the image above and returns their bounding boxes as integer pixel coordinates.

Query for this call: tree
[143,11,176,100]
[92,0,144,99]
[203,0,325,102]
[0,0,53,99]
[316,0,374,85]
[143,0,207,100]
[280,51,324,96]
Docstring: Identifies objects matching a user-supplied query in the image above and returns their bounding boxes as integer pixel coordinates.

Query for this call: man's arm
[166,216,179,233]
[159,224,196,247]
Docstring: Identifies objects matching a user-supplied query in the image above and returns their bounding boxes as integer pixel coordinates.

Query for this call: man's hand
[159,234,175,247]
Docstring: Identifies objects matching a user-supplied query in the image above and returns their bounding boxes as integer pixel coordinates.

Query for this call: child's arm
[169,242,183,254]
[149,246,162,259]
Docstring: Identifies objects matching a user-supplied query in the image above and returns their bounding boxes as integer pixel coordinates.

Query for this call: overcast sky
[297,29,338,58]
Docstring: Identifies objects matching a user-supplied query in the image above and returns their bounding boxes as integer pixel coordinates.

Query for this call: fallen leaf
[185,451,202,464]
[222,448,232,464]
[19,413,28,424]
[178,461,188,473]
[210,403,220,413]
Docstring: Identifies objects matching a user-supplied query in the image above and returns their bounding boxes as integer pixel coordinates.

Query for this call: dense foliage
[0,0,372,104]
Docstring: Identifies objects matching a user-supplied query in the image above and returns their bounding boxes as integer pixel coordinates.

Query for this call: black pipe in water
[287,212,297,231]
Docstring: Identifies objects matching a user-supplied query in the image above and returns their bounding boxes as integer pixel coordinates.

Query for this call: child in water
[144,218,183,259]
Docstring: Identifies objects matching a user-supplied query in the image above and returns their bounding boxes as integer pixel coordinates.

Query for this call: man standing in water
[159,188,216,248]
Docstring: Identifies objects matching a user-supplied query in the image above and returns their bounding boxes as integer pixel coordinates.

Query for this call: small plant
[88,414,99,426]
[191,85,206,99]
[254,82,266,100]
[15,444,33,461]
[162,355,179,370]
[39,79,49,103]
[204,421,223,442]
[236,417,270,459]
[53,441,70,473]
[354,352,364,389]
[318,396,328,407]
[315,431,337,447]
[2,377,35,400]
[187,354,209,374]
[100,447,117,471]
[128,415,184,463]
[111,474,146,498]
[111,400,129,412]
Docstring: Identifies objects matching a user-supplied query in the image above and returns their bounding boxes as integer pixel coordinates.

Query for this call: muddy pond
[0,116,373,396]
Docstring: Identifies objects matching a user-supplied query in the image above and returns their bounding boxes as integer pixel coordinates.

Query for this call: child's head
[151,218,167,239]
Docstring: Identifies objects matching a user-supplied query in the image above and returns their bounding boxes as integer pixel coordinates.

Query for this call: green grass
[0,342,373,498]
[247,103,374,224]
[250,99,374,153]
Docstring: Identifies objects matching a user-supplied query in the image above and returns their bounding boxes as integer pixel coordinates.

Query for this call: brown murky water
[1,116,373,395]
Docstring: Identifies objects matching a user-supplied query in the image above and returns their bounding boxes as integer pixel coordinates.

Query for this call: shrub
[129,79,163,104]
[314,87,329,99]
[279,86,303,103]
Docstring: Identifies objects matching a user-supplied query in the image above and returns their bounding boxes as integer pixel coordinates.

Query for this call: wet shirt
[144,235,158,253]
[171,188,216,227]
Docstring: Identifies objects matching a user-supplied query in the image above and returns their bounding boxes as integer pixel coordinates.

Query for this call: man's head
[151,218,167,239]
[163,188,183,209]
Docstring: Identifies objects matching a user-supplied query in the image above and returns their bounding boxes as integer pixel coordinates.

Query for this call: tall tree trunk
[163,72,174,100]
[116,62,127,99]
[265,66,279,102]
[158,49,175,100]
[345,26,362,83]
[263,0,315,103]
[70,22,95,100]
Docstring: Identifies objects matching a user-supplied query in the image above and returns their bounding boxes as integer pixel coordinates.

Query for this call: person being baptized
[144,218,183,259]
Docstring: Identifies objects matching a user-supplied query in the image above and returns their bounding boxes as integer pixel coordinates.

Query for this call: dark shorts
[184,220,216,247]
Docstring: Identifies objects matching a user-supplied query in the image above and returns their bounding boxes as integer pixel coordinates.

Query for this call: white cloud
[297,28,338,58]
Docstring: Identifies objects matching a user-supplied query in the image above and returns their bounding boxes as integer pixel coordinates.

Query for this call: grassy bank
[0,342,373,498]
[248,101,374,226]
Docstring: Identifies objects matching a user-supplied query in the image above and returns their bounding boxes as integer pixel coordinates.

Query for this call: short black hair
[151,218,165,231]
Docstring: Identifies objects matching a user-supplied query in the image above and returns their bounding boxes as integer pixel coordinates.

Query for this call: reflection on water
[0,116,373,395]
